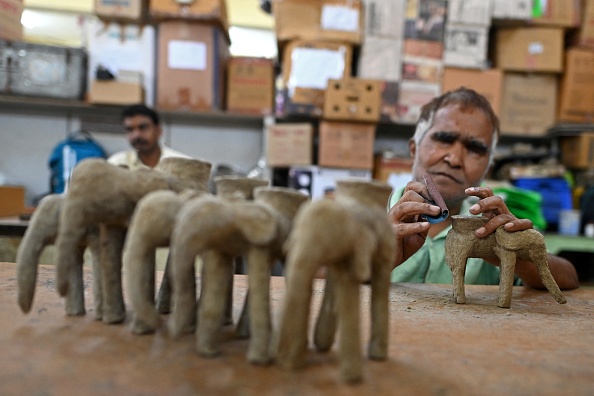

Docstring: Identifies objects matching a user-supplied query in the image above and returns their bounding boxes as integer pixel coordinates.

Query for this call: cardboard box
[226,57,274,115]
[150,0,229,33]
[357,35,403,81]
[403,0,447,42]
[441,68,503,116]
[363,0,405,37]
[274,0,363,46]
[398,81,440,124]
[281,40,353,116]
[87,20,156,106]
[0,0,23,41]
[0,185,25,217]
[318,121,376,170]
[323,78,381,122]
[499,73,558,136]
[402,57,442,84]
[94,0,148,23]
[558,48,594,124]
[89,80,144,105]
[531,0,580,27]
[266,123,313,167]
[288,165,371,200]
[373,153,413,184]
[492,0,532,20]
[447,0,492,26]
[561,133,594,169]
[156,21,229,112]
[443,24,489,69]
[494,27,564,73]
[403,39,443,60]
[577,0,594,48]
[379,80,400,123]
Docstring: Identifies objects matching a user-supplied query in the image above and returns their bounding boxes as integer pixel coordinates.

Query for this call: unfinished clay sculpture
[235,186,309,364]
[168,176,269,345]
[16,194,102,317]
[444,215,567,308]
[125,159,211,334]
[171,176,269,335]
[54,157,211,323]
[276,179,396,383]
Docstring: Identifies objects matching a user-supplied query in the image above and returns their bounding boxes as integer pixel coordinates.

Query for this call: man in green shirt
[388,88,579,290]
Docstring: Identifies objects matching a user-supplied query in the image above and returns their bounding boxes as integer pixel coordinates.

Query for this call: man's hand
[388,181,441,268]
[465,186,533,237]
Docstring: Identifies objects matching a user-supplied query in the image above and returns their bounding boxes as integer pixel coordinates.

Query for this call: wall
[0,110,264,205]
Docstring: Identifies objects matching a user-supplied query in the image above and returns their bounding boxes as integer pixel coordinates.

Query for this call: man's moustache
[132,139,148,146]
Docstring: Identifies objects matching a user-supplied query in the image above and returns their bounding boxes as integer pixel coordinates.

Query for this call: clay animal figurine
[168,176,269,340]
[235,186,309,364]
[125,159,211,334]
[54,157,211,324]
[16,194,102,317]
[276,179,396,383]
[444,215,567,308]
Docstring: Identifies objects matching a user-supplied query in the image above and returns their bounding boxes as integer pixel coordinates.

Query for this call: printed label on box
[321,5,359,32]
[168,41,206,70]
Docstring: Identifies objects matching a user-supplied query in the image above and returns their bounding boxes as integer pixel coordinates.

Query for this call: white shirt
[107,145,191,171]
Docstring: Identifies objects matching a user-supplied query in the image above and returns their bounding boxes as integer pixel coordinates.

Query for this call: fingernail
[470,204,479,212]
[476,227,485,235]
[504,223,513,229]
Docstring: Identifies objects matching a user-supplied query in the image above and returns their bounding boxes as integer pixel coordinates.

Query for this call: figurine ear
[233,203,277,245]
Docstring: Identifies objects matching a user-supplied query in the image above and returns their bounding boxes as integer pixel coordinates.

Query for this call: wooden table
[1,262,593,395]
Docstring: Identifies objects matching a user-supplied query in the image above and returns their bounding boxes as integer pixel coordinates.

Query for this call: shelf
[0,94,265,131]
[544,233,594,255]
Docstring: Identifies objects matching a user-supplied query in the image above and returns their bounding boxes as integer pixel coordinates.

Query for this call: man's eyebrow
[462,137,489,153]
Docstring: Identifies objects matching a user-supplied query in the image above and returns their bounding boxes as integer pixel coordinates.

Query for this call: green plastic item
[492,186,547,231]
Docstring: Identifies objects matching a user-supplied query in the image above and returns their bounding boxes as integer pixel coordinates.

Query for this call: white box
[357,36,403,81]
[447,0,492,26]
[443,24,489,68]
[86,19,156,106]
[492,0,533,20]
[363,0,406,37]
[288,166,371,200]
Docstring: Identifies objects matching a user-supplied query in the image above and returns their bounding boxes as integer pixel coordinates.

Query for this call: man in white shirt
[108,104,190,170]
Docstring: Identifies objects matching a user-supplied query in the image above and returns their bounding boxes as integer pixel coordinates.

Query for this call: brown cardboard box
[561,133,594,169]
[89,80,144,105]
[266,123,313,167]
[94,0,148,22]
[274,0,363,46]
[403,39,443,60]
[150,0,229,32]
[0,0,23,41]
[226,57,274,115]
[0,185,25,217]
[156,21,229,112]
[373,153,412,183]
[379,80,400,123]
[499,73,558,136]
[494,27,564,73]
[577,0,594,48]
[558,48,594,123]
[318,121,376,169]
[323,78,381,122]
[281,40,353,116]
[441,67,503,116]
[531,0,580,27]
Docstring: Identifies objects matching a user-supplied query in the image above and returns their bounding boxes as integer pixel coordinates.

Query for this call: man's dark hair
[121,104,160,125]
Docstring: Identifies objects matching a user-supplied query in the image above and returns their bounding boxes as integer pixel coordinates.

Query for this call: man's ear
[409,139,416,158]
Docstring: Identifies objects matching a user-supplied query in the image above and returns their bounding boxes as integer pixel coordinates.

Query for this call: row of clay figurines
[15,157,566,383]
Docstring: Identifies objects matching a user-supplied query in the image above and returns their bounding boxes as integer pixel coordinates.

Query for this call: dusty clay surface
[1,262,594,395]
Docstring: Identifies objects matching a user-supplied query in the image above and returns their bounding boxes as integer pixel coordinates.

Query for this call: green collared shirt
[389,188,504,285]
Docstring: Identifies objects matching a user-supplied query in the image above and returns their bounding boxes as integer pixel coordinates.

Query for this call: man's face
[123,114,161,154]
[410,103,493,207]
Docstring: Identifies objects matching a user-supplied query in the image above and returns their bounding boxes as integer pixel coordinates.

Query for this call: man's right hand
[388,181,441,268]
